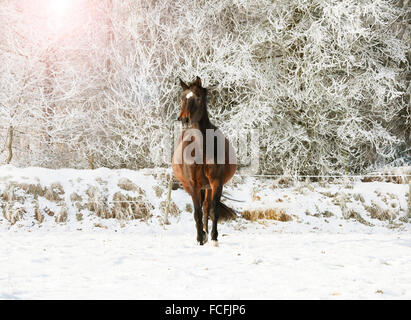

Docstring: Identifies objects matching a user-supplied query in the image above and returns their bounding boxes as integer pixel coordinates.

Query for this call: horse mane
[190,81,214,130]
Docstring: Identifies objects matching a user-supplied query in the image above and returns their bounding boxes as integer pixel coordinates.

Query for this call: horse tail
[201,190,237,221]
[217,201,237,221]
[221,194,246,202]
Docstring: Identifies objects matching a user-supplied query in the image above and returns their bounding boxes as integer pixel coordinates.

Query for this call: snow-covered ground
[0,165,410,299]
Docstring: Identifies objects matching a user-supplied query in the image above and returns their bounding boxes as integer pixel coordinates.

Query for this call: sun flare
[49,0,70,17]
[47,0,72,30]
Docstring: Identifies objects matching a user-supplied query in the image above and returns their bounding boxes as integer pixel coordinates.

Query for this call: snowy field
[1,224,411,299]
[0,165,410,299]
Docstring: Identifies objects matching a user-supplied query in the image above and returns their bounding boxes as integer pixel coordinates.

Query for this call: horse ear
[179,78,188,90]
[194,76,202,87]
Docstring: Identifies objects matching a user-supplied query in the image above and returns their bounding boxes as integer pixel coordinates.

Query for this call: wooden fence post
[408,177,411,218]
[163,175,172,225]
[89,154,94,169]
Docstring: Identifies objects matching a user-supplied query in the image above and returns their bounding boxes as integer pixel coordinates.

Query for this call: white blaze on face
[186,91,194,99]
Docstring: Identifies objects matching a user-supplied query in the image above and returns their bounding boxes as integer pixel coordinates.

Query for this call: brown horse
[172,76,237,246]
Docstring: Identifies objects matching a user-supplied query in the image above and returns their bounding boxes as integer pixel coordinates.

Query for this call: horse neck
[192,102,215,132]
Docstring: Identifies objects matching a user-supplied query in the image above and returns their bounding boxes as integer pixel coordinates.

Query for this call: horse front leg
[202,189,212,244]
[190,189,206,245]
[209,184,223,247]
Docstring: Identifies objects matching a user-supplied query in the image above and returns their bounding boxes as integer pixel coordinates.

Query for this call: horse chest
[172,129,237,189]
[172,133,208,188]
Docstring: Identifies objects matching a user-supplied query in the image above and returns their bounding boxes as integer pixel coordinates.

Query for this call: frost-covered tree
[0,0,409,174]
[0,1,48,165]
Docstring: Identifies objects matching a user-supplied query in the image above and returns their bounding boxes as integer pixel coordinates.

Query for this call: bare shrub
[55,205,68,223]
[112,192,153,220]
[70,192,84,212]
[342,208,373,226]
[44,207,55,217]
[86,186,108,217]
[16,184,45,199]
[2,203,26,225]
[399,216,409,223]
[74,202,84,211]
[361,167,411,184]
[153,185,164,198]
[70,192,82,202]
[117,178,140,192]
[160,200,181,218]
[353,193,365,203]
[94,223,108,229]
[251,187,260,201]
[364,202,395,221]
[185,203,193,213]
[241,208,292,222]
[34,202,43,223]
[44,183,64,202]
[0,185,15,202]
[321,210,333,218]
[171,177,182,191]
[332,193,353,206]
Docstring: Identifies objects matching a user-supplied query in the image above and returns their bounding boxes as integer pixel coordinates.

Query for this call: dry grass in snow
[0,165,409,231]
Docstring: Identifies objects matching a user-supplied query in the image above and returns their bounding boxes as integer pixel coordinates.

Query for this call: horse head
[178,76,208,129]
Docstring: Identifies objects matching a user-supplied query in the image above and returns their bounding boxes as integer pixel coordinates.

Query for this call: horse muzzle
[180,117,191,129]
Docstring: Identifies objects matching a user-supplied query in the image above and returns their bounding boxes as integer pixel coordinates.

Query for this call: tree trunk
[6,126,13,164]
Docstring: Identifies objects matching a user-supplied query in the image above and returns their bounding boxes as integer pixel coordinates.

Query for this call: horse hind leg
[209,184,223,247]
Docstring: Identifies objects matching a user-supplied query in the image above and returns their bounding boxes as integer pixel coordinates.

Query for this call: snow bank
[0,165,171,229]
[0,165,409,232]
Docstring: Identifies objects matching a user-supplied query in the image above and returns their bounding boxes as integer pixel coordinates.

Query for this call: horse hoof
[211,240,219,247]
[203,231,208,244]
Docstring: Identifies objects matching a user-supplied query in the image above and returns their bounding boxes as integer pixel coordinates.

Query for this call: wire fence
[250,174,411,178]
